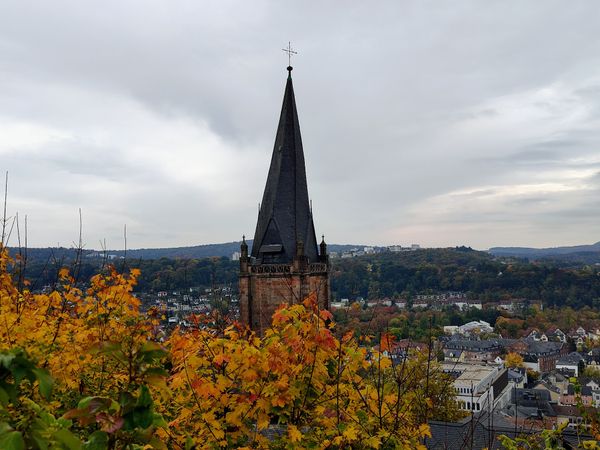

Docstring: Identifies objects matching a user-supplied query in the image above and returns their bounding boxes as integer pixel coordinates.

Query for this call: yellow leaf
[257,413,270,430]
[288,424,302,443]
[343,425,359,441]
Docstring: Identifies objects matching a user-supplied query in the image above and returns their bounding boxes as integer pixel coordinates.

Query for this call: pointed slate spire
[251,67,319,263]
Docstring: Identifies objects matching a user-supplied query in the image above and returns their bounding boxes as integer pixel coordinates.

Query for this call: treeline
[331,248,600,309]
[18,256,239,292]
[13,247,600,309]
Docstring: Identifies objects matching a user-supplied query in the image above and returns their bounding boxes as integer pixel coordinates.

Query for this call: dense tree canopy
[13,248,600,310]
[0,246,461,449]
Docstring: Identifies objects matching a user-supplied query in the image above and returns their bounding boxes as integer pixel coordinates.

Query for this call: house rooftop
[557,351,584,366]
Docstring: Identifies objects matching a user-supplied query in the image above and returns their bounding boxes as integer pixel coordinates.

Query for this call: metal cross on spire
[282,41,297,68]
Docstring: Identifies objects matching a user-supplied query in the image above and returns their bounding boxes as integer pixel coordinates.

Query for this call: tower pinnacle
[250,68,318,264]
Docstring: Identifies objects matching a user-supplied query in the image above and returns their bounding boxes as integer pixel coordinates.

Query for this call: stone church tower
[239,66,330,334]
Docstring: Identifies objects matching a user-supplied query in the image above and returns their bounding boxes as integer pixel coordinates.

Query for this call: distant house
[509,339,566,373]
[526,329,540,340]
[546,328,567,343]
[444,338,508,363]
[554,405,595,429]
[497,299,525,313]
[556,352,585,377]
[505,389,556,426]
[531,381,561,403]
[443,325,459,335]
[561,385,594,407]
[443,349,462,362]
[412,301,428,309]
[569,327,588,345]
[508,368,527,389]
[586,348,600,366]
[541,371,569,396]
[582,378,600,391]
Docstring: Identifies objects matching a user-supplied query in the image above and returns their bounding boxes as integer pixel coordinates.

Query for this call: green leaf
[11,354,37,385]
[0,387,8,406]
[139,342,167,361]
[132,407,153,429]
[32,435,49,450]
[152,412,167,428]
[0,431,25,450]
[10,365,29,386]
[119,391,135,412]
[136,385,152,408]
[0,380,17,402]
[77,396,112,413]
[83,431,108,450]
[32,368,54,399]
[53,428,82,450]
[143,367,168,378]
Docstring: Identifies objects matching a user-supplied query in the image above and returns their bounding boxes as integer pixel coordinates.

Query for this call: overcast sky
[1,1,600,250]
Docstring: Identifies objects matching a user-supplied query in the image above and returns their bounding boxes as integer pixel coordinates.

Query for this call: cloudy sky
[1,1,600,250]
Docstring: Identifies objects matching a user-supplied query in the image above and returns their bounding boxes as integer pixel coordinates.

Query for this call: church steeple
[239,63,330,333]
[251,67,319,263]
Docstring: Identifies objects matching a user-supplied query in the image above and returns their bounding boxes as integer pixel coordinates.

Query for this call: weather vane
[282,41,297,67]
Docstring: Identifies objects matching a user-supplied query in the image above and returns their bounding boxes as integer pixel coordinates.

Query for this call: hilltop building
[239,66,330,334]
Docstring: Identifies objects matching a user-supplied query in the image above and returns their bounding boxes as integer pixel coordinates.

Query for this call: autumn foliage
[0,245,458,449]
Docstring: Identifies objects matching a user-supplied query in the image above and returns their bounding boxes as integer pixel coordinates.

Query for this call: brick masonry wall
[239,270,330,336]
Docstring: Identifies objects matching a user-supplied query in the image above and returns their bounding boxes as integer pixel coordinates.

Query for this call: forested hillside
[13,247,600,309]
[12,241,364,261]
[331,248,600,308]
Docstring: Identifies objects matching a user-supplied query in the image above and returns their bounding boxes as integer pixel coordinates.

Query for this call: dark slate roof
[512,388,552,407]
[251,68,319,264]
[508,368,526,382]
[542,371,568,383]
[557,351,585,366]
[533,381,561,394]
[554,404,598,418]
[444,339,504,352]
[522,339,563,356]
[566,384,593,396]
[443,349,462,358]
[580,377,600,388]
[426,414,519,450]
[426,412,593,449]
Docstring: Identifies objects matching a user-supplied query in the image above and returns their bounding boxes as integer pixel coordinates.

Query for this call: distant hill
[489,241,600,263]
[11,241,367,262]
[15,241,600,265]
[8,245,600,310]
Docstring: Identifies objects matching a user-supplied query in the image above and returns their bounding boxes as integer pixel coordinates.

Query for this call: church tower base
[239,258,329,336]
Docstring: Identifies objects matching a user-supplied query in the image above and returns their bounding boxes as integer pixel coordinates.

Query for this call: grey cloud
[2,1,600,248]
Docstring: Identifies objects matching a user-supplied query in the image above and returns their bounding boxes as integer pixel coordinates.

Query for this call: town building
[555,352,585,377]
[508,339,567,373]
[441,362,510,412]
[444,338,506,363]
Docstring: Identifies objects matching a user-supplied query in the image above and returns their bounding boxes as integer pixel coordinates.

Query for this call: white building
[452,301,483,311]
[458,320,494,335]
[441,362,510,412]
